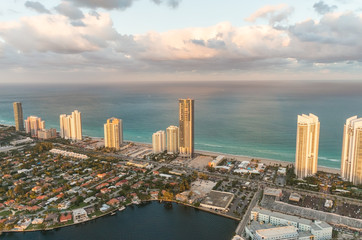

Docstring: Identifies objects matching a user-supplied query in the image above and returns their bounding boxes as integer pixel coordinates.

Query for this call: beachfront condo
[13,102,24,131]
[179,98,194,158]
[152,130,166,153]
[59,110,82,141]
[104,117,123,150]
[167,125,179,154]
[24,116,45,138]
[295,113,320,179]
[341,116,362,185]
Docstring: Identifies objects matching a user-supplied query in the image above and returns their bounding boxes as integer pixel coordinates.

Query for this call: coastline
[126,140,341,175]
[1,123,341,174]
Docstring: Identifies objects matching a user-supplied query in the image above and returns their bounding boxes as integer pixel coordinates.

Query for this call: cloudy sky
[0,0,361,83]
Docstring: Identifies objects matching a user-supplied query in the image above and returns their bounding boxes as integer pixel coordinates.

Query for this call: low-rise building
[60,212,72,223]
[38,128,57,140]
[72,208,89,223]
[250,207,332,240]
[208,155,225,167]
[200,190,234,212]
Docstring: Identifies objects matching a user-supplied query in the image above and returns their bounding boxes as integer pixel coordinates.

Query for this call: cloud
[245,4,294,25]
[0,13,122,53]
[68,0,135,10]
[67,0,182,10]
[24,1,51,14]
[55,1,84,20]
[167,0,181,8]
[1,10,362,77]
[313,1,338,15]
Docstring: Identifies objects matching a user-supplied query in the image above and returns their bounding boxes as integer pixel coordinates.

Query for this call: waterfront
[2,81,362,169]
[2,202,238,240]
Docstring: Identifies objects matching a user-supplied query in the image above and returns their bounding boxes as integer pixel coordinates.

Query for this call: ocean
[1,80,362,169]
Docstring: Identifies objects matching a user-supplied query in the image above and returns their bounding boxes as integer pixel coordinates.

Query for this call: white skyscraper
[59,110,82,141]
[104,117,123,150]
[152,130,166,154]
[167,125,179,154]
[295,113,320,179]
[341,116,362,185]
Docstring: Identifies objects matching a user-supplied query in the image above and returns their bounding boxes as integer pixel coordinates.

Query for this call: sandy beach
[126,140,341,175]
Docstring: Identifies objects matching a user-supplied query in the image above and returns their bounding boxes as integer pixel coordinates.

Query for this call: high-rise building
[152,130,166,154]
[104,117,123,150]
[295,113,320,179]
[166,125,179,154]
[13,102,24,131]
[59,110,82,141]
[179,99,194,158]
[341,116,362,185]
[24,116,45,138]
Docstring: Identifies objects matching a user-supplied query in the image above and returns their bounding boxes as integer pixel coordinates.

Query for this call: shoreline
[1,200,239,234]
[1,123,341,173]
[126,140,341,175]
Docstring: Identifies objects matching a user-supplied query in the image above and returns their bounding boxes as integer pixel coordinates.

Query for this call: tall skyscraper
[24,116,45,137]
[179,99,194,158]
[13,102,24,131]
[59,110,82,141]
[104,117,123,150]
[295,113,320,179]
[341,116,362,185]
[167,125,179,154]
[152,130,166,154]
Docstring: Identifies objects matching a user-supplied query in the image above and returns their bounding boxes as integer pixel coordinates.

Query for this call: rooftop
[201,190,234,209]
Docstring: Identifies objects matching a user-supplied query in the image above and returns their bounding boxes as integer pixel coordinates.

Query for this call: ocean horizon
[2,80,362,169]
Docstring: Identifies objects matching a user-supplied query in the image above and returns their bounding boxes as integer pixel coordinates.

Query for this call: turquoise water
[1,81,362,169]
[2,202,238,240]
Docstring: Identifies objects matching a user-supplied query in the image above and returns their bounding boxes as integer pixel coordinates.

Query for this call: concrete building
[166,125,179,154]
[38,128,57,140]
[341,116,362,185]
[152,130,166,153]
[295,113,320,179]
[208,155,225,167]
[179,98,194,158]
[72,208,89,223]
[13,102,24,131]
[256,225,299,240]
[200,190,234,211]
[250,207,332,240]
[60,110,82,141]
[245,221,313,240]
[104,117,123,150]
[24,116,45,137]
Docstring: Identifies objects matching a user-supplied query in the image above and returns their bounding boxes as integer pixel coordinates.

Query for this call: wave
[198,143,224,148]
[318,156,340,162]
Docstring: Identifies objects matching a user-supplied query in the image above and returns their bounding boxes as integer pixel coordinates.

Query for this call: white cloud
[0,8,362,79]
[245,4,294,25]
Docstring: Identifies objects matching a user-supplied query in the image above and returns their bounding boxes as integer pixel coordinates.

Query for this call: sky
[0,0,362,83]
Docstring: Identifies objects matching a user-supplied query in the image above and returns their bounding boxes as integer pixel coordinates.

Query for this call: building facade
[250,207,332,240]
[295,113,320,179]
[24,116,45,138]
[104,117,123,150]
[13,102,24,131]
[179,99,194,158]
[166,125,179,154]
[38,128,57,140]
[341,116,362,185]
[60,110,82,141]
[152,130,166,154]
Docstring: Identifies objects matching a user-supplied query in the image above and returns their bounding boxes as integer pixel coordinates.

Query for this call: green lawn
[0,210,11,217]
